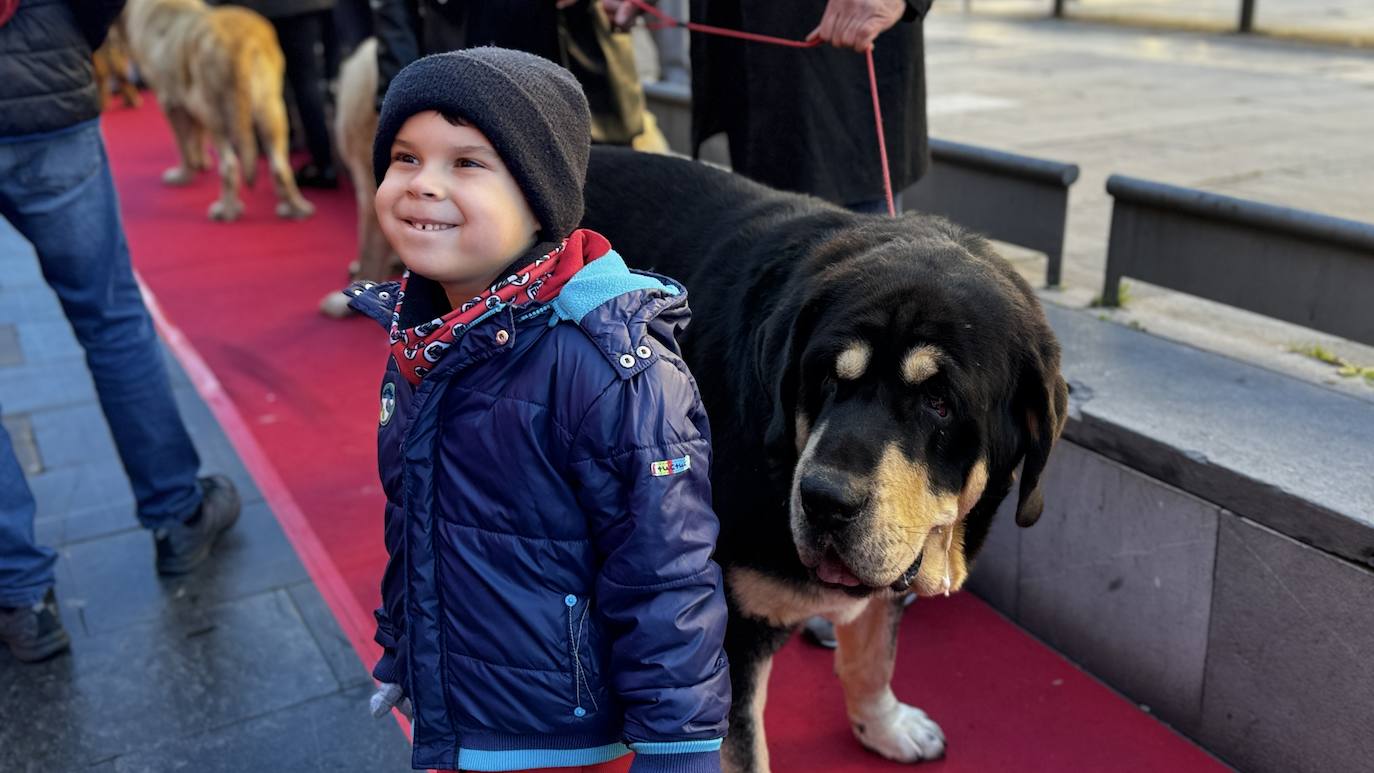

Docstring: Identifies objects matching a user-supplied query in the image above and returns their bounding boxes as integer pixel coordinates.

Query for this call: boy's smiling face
[375,111,540,304]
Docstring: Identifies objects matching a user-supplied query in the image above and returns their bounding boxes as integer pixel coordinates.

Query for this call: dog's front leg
[835,595,945,763]
[721,612,790,773]
[160,104,202,185]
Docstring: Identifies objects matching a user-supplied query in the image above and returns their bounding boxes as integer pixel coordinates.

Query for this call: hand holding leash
[805,0,908,52]
[602,0,652,30]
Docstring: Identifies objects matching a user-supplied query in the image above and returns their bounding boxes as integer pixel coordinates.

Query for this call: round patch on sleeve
[379,381,397,426]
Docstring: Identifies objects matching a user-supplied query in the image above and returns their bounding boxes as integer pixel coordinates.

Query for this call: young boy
[347,49,730,773]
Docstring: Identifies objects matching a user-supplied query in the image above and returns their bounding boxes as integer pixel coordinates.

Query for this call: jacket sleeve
[569,359,731,773]
[371,0,421,112]
[372,496,408,687]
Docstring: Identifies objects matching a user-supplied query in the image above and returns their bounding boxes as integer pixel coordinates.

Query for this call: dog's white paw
[851,699,945,763]
[162,166,195,186]
[277,198,315,220]
[319,291,357,318]
[208,198,244,222]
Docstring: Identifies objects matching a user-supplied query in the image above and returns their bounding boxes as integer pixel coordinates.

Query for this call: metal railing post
[1239,0,1256,32]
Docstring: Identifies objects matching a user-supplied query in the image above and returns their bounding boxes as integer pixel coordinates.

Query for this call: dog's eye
[925,395,949,419]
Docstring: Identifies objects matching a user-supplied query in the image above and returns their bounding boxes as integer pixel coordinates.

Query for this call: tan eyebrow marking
[902,345,942,385]
[835,342,871,380]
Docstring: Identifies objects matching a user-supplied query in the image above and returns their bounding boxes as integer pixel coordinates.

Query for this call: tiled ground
[963,0,1374,39]
[0,222,413,771]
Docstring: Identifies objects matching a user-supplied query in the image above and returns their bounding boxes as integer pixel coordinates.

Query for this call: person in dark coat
[0,0,241,664]
[351,49,729,772]
[221,0,341,187]
[607,0,934,212]
[372,0,648,145]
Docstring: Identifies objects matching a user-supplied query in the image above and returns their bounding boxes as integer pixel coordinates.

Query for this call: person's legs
[0,122,203,530]
[0,434,68,661]
[0,415,56,609]
[275,12,337,186]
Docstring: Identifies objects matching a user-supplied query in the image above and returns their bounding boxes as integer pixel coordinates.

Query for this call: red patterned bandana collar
[389,229,612,384]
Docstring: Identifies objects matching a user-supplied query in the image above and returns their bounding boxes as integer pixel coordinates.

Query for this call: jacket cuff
[629,747,721,773]
[372,649,400,684]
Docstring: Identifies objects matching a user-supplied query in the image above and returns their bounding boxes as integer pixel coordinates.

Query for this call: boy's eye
[457,158,486,169]
[392,152,418,165]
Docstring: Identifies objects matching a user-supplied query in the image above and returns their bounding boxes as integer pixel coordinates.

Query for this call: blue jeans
[0,120,203,607]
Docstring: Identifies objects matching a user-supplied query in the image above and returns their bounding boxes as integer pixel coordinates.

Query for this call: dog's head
[758,218,1068,597]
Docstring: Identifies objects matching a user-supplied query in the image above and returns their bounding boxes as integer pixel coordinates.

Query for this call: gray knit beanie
[372,48,591,240]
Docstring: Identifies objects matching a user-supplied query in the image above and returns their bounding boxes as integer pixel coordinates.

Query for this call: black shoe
[294,163,338,189]
[155,475,242,575]
[0,588,72,663]
[801,615,838,649]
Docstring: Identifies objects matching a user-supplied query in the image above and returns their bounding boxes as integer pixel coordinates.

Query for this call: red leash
[627,0,897,217]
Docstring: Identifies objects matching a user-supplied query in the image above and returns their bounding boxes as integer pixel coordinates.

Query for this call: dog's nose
[799,471,867,528]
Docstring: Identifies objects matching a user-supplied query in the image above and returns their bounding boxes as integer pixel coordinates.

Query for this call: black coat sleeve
[64,0,127,49]
[904,0,934,21]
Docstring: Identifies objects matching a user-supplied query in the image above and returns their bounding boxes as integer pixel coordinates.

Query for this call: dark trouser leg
[274,11,334,171]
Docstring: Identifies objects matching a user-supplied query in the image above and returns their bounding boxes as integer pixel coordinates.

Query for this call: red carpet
[102,100,1224,771]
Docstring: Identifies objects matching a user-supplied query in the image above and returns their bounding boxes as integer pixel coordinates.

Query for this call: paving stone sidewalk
[920,8,1374,401]
[0,222,412,771]
[964,0,1374,41]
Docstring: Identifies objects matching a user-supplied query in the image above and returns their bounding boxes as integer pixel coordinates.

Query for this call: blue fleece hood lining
[550,250,679,326]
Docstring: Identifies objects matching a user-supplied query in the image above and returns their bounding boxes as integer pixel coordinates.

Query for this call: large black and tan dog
[583,148,1068,771]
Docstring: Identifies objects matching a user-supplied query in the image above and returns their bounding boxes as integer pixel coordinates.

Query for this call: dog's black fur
[583,147,1067,769]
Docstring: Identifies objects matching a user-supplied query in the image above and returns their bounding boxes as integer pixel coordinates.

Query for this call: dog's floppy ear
[756,291,816,458]
[1012,346,1069,527]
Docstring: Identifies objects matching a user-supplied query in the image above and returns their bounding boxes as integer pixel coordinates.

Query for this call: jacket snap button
[618,354,636,369]
[574,707,586,717]
[352,289,363,296]
[378,291,390,300]
[564,594,577,607]
[495,329,510,345]
[636,345,652,359]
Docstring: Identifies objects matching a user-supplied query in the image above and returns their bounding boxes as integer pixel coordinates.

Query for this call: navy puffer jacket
[349,250,730,772]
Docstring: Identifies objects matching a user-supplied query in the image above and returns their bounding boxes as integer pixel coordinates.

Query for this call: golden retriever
[124,0,313,221]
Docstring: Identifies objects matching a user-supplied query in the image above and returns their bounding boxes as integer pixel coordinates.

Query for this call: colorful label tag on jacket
[650,455,691,477]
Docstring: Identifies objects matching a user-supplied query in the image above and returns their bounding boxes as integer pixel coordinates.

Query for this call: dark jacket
[0,0,125,138]
[690,0,934,206]
[372,0,644,143]
[348,251,730,772]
